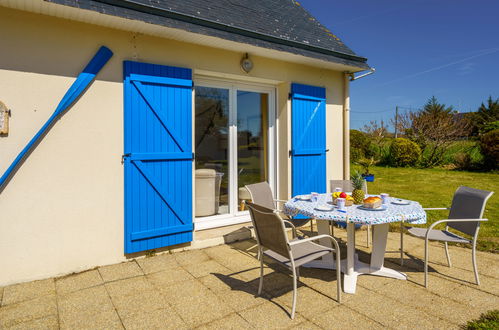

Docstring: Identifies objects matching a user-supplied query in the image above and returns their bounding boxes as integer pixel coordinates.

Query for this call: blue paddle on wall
[0,46,113,191]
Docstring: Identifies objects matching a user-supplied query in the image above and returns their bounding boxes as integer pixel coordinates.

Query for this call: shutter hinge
[121,153,131,164]
[288,93,292,100]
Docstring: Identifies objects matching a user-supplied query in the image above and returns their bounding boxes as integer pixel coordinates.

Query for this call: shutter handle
[325,149,330,152]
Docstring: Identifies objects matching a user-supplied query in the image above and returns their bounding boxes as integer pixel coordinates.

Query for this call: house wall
[0,7,345,286]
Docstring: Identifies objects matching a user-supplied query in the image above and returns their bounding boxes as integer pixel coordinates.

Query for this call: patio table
[283,194,426,294]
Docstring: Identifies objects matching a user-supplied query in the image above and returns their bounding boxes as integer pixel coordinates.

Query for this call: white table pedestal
[302,219,407,294]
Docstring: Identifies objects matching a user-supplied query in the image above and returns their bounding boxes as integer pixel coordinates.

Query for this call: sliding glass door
[194,80,275,223]
[237,91,269,203]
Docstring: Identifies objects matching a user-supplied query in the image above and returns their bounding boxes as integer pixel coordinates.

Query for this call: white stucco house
[0,0,371,286]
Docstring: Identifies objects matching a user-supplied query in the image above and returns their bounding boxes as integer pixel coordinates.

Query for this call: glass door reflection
[194,86,230,216]
[237,91,269,210]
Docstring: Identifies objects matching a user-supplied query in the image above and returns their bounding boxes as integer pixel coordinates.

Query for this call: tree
[472,96,499,135]
[392,96,469,167]
[362,120,389,147]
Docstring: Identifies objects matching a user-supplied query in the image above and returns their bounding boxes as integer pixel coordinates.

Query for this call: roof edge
[91,0,368,64]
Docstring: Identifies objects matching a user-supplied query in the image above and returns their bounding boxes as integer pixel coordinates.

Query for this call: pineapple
[351,171,365,204]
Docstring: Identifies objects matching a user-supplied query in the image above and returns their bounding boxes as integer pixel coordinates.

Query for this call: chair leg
[400,221,404,266]
[472,240,480,285]
[424,238,429,288]
[444,242,452,267]
[310,219,314,234]
[258,248,264,295]
[336,251,342,303]
[291,267,298,319]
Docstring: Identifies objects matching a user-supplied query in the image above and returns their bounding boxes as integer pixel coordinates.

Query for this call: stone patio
[1,228,498,329]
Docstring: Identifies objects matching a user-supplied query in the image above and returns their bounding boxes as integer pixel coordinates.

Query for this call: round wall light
[241,53,253,73]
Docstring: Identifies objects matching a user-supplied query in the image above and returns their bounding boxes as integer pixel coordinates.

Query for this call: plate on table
[357,205,387,211]
[295,194,312,201]
[391,199,411,205]
[314,204,334,212]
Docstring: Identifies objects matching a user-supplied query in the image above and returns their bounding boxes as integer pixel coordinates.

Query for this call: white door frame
[193,76,276,230]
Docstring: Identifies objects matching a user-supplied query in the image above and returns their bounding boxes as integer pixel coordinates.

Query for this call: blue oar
[0,46,113,190]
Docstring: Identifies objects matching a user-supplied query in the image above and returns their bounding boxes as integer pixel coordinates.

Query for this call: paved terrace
[1,229,498,329]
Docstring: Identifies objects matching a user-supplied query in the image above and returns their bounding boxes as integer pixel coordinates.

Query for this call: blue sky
[299,0,499,131]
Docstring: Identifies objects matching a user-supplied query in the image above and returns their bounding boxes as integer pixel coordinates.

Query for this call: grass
[464,310,499,330]
[359,165,498,253]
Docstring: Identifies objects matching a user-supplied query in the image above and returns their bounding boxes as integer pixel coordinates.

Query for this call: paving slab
[288,320,322,330]
[174,249,210,266]
[56,270,103,295]
[120,307,187,330]
[182,259,231,279]
[60,310,123,330]
[274,286,340,320]
[0,295,57,328]
[215,285,268,312]
[437,283,499,311]
[136,253,178,274]
[196,312,252,330]
[310,304,384,330]
[111,289,169,320]
[378,280,485,326]
[2,278,55,306]
[146,267,194,289]
[105,276,155,298]
[343,286,456,329]
[98,261,143,282]
[161,279,233,327]
[7,315,59,330]
[58,285,115,322]
[237,301,304,328]
[198,271,252,293]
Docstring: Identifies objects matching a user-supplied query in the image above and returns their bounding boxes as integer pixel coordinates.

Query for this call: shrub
[480,129,499,170]
[350,147,363,163]
[350,130,370,156]
[465,309,499,330]
[453,152,472,170]
[389,138,421,167]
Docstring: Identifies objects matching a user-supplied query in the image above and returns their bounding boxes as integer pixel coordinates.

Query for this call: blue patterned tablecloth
[283,194,426,225]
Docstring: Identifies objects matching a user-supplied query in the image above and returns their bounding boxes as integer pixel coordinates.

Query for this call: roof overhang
[1,0,370,73]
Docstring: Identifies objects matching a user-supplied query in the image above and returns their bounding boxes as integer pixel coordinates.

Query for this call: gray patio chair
[402,186,493,287]
[245,182,314,234]
[329,179,370,246]
[246,202,341,319]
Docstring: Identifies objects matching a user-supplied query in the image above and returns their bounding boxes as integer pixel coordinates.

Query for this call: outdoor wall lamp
[241,53,253,73]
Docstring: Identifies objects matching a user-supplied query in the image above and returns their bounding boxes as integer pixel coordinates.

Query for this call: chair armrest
[423,207,450,211]
[282,220,298,238]
[288,234,340,252]
[425,218,488,240]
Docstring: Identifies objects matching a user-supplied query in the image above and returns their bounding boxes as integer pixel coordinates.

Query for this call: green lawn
[359,166,498,253]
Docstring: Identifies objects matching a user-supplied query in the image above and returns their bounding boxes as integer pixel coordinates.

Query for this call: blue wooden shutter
[124,61,193,254]
[291,83,327,198]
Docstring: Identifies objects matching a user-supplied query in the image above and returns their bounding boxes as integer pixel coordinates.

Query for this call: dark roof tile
[46,0,369,68]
